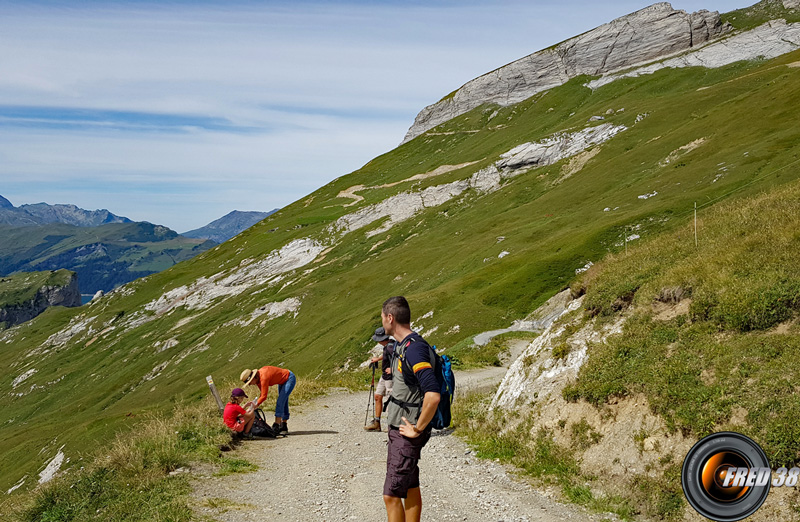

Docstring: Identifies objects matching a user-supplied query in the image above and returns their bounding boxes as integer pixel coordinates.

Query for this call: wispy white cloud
[0,0,750,231]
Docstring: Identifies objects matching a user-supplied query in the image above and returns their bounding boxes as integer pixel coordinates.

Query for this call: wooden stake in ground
[206,375,225,415]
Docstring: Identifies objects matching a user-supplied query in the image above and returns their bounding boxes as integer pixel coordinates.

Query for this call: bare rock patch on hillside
[659,138,707,167]
[331,124,626,239]
[497,124,626,171]
[143,239,323,315]
[224,297,302,328]
[335,161,482,209]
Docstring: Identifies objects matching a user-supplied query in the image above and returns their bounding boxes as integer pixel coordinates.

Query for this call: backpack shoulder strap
[396,335,426,357]
[405,333,430,350]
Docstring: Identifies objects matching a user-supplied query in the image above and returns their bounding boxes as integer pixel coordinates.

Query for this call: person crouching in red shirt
[223,388,255,438]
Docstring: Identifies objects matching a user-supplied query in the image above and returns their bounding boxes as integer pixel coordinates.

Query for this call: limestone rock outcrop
[496,124,627,170]
[403,3,730,143]
[586,19,800,89]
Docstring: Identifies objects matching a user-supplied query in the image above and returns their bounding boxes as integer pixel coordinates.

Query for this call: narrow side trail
[192,341,607,521]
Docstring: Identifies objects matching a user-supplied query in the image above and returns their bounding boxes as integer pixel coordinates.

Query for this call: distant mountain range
[182,209,277,244]
[0,196,275,294]
[0,221,214,295]
[0,195,131,227]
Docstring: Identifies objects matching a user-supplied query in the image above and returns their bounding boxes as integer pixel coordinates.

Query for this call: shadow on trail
[285,430,340,436]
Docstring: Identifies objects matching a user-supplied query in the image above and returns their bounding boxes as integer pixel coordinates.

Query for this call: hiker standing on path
[380,296,441,522]
[365,326,395,432]
[240,366,296,436]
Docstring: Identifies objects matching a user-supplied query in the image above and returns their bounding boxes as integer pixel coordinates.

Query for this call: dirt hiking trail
[193,341,610,521]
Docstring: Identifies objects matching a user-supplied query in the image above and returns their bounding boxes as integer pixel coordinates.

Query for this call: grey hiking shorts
[383,426,431,498]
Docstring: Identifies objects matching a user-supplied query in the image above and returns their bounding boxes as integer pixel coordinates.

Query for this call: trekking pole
[365,363,376,426]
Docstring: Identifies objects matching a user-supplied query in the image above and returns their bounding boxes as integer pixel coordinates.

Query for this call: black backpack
[250,409,277,438]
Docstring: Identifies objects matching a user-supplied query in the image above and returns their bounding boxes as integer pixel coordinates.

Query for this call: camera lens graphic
[701,451,750,502]
[682,432,771,521]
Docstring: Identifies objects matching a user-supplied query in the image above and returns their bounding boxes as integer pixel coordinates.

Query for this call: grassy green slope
[3,49,800,493]
[721,0,800,29]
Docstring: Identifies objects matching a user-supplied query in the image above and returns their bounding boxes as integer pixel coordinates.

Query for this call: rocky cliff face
[403,2,730,143]
[0,272,80,328]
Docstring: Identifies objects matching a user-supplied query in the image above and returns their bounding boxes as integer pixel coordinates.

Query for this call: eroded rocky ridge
[403,2,730,143]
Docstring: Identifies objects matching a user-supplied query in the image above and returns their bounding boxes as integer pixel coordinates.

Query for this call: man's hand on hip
[399,417,420,438]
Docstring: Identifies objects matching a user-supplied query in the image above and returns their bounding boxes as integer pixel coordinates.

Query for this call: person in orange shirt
[240,366,296,435]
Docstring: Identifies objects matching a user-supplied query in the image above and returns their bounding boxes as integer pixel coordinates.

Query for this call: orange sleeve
[256,388,268,406]
[255,367,270,406]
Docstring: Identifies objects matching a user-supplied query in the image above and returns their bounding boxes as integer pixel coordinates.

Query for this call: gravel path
[192,341,608,521]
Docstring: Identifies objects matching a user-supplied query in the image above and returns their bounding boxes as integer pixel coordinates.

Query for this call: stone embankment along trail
[403,2,728,143]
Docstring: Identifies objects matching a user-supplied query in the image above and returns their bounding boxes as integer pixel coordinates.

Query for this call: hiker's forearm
[414,391,441,431]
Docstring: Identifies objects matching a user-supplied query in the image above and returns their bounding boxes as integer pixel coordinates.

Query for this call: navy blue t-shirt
[382,340,396,380]
[398,333,439,395]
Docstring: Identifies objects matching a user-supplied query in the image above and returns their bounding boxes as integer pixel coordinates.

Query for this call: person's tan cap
[240,368,258,386]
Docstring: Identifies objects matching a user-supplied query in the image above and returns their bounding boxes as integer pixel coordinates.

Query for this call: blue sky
[0,0,751,231]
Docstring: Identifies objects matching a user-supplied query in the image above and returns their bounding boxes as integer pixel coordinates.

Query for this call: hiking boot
[280,422,288,435]
[364,418,381,432]
[272,422,280,433]
[241,432,255,440]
